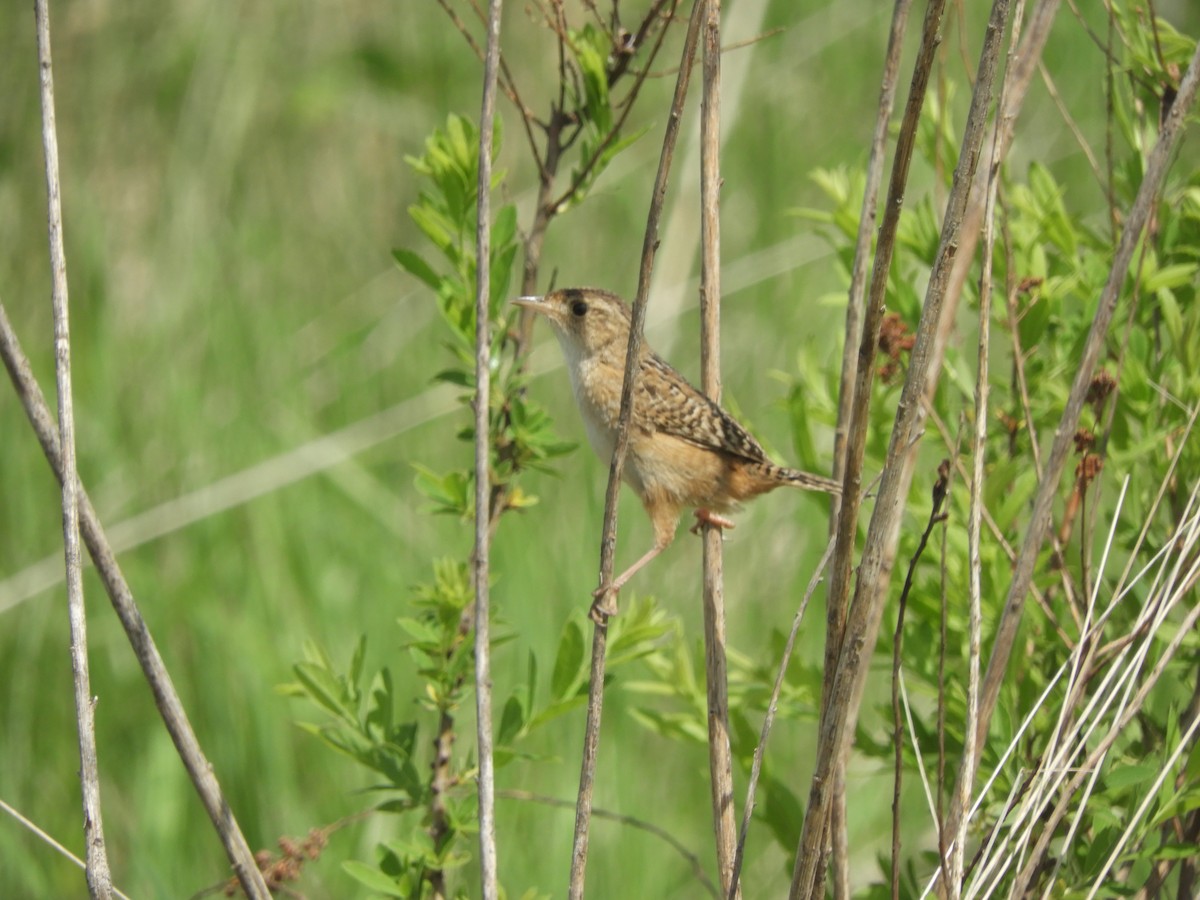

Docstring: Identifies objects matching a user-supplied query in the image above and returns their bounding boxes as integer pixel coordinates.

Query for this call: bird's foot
[690,508,736,536]
[590,584,619,624]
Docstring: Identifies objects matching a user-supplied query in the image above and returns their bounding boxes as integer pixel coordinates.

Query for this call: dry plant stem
[826,3,912,890]
[791,1,1013,895]
[890,470,949,900]
[925,0,1060,413]
[472,0,504,896]
[935,423,962,892]
[972,33,1200,766]
[698,1,738,896]
[730,538,835,898]
[0,303,272,898]
[924,394,1071,648]
[916,0,1060,853]
[569,3,705,896]
[1003,270,1043,479]
[830,0,913,495]
[34,2,112,895]
[947,0,1022,880]
[944,470,1200,897]
[806,0,947,892]
[1012,578,1200,896]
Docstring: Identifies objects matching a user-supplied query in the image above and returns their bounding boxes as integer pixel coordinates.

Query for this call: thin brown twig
[434,0,530,133]
[890,463,950,900]
[922,402,1073,647]
[569,2,705,896]
[1001,205,1043,479]
[922,0,1063,858]
[935,418,964,893]
[1037,61,1107,192]
[793,0,1014,895]
[645,27,784,78]
[730,537,835,899]
[926,0,1062,424]
[517,0,679,348]
[0,798,132,900]
[825,1,913,890]
[698,0,738,895]
[34,1,112,895]
[799,0,948,892]
[547,0,679,213]
[949,2,1026,887]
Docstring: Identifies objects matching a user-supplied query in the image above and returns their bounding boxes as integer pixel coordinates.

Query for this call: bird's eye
[570,300,589,317]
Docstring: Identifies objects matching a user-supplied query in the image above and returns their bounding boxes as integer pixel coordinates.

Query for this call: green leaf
[342,860,408,896]
[492,202,517,250]
[1157,288,1184,346]
[1104,763,1157,791]
[292,662,353,721]
[570,25,612,133]
[550,618,586,702]
[1144,261,1198,292]
[525,650,537,721]
[412,464,472,517]
[349,636,367,690]
[1156,841,1200,860]
[497,693,526,745]
[396,616,441,645]
[433,368,473,387]
[408,203,457,256]
[392,247,443,291]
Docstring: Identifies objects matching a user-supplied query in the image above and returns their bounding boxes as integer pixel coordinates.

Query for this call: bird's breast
[565,355,621,462]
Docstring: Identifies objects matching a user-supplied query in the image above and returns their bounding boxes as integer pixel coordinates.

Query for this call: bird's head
[514,288,632,361]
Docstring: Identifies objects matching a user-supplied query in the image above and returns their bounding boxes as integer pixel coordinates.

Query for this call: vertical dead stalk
[33,2,112,896]
[792,0,1013,895]
[970,31,1200,786]
[826,2,914,891]
[730,538,835,898]
[924,0,1060,421]
[949,3,1026,895]
[815,0,947,891]
[569,3,706,896]
[698,0,738,895]
[472,0,505,896]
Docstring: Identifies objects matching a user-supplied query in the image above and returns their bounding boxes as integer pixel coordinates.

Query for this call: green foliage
[558,24,650,213]
[5,0,1197,896]
[285,585,675,895]
[289,64,671,891]
[788,3,1200,894]
[398,114,574,523]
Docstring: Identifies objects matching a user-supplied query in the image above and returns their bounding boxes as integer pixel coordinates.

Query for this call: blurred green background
[1,1,1197,896]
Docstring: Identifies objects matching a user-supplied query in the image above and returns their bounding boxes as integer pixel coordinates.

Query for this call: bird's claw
[690,508,737,536]
[590,584,619,623]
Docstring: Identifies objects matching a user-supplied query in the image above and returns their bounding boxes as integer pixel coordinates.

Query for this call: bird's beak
[513,295,545,312]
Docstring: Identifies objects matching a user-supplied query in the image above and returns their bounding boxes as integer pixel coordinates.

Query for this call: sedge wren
[516,288,839,609]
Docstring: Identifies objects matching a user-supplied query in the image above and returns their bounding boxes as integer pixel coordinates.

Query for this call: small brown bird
[516,287,839,610]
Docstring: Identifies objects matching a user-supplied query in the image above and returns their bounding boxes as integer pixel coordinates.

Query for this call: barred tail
[779,467,841,495]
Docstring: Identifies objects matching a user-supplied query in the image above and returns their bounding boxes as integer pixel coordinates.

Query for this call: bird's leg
[590,543,666,622]
[590,494,680,623]
[690,507,736,535]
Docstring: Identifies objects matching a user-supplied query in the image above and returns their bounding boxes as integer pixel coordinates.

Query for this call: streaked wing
[636,354,768,462]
